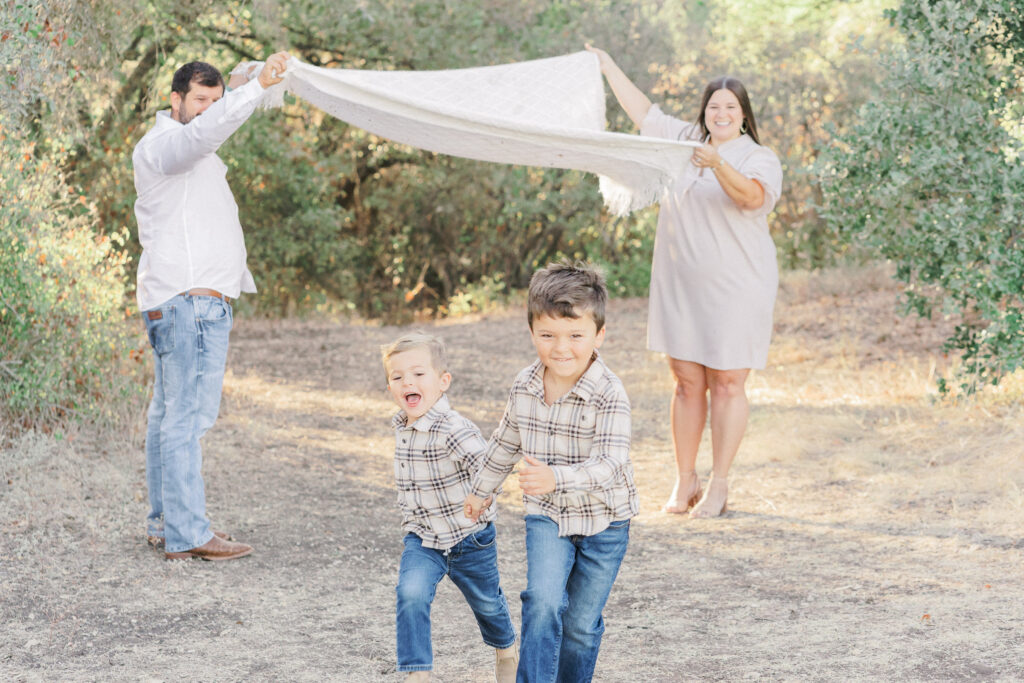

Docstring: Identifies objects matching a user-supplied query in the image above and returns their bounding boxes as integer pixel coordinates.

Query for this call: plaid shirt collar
[391,393,452,432]
[523,351,605,403]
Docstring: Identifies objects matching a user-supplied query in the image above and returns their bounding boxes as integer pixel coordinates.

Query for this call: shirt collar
[524,352,606,403]
[391,393,452,431]
[155,109,182,130]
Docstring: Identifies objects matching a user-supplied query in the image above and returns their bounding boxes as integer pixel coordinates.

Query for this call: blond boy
[382,332,518,682]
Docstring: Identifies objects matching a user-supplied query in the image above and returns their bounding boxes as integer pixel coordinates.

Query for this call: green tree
[819,0,1024,393]
[0,1,145,428]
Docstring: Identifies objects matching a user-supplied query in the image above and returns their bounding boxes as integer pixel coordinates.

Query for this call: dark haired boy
[465,261,638,682]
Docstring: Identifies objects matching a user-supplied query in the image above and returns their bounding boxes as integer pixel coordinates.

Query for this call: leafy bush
[819,0,1024,393]
[0,2,147,432]
[0,133,145,428]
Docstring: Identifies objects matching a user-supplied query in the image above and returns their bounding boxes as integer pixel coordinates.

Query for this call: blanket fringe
[258,80,289,110]
[598,175,665,217]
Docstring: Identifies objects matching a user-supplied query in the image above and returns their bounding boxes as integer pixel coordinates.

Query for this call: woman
[586,45,783,518]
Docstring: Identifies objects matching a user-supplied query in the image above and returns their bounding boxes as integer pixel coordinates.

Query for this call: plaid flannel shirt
[392,394,494,550]
[471,353,638,537]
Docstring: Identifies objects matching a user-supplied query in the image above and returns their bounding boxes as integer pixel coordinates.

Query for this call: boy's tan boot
[494,641,519,683]
[405,672,430,683]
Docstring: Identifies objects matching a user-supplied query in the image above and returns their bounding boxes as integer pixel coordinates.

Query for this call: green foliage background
[1,1,146,428]
[820,0,1024,393]
[6,0,1020,425]
[9,0,892,317]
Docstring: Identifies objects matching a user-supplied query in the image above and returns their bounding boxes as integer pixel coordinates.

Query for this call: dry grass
[1,264,1022,681]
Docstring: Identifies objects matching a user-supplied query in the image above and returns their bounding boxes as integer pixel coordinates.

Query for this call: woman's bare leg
[690,367,750,518]
[664,359,708,513]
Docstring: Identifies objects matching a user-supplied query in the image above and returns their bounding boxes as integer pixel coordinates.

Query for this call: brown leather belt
[179,288,231,303]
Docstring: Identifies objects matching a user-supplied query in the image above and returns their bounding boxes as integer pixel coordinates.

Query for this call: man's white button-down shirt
[133,77,268,311]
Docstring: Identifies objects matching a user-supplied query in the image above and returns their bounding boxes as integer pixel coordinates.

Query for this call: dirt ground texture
[2,265,1023,682]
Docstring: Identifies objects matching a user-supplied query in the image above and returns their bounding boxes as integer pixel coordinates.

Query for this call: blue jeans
[518,515,630,683]
[143,294,232,553]
[396,522,517,672]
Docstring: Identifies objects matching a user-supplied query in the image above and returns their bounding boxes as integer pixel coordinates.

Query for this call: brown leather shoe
[164,535,253,561]
[147,530,230,548]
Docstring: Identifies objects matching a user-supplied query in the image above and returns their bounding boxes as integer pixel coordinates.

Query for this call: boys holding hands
[465,261,638,683]
[382,332,518,682]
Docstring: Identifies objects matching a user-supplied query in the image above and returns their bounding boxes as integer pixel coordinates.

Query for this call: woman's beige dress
[641,105,784,370]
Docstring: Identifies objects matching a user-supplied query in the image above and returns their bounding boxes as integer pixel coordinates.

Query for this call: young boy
[464,261,638,683]
[382,332,519,683]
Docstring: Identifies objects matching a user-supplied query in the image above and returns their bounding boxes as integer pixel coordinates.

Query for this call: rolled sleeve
[740,147,784,218]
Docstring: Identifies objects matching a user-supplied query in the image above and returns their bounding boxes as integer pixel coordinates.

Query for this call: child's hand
[519,455,556,496]
[463,493,492,521]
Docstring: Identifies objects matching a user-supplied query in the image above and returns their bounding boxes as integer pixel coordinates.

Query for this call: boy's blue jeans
[143,294,232,553]
[518,514,630,683]
[396,522,517,672]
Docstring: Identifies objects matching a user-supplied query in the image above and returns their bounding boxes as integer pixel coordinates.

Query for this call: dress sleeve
[740,146,784,219]
[640,104,700,142]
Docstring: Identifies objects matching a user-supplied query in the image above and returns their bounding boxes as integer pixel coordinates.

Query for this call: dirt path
[2,267,1023,681]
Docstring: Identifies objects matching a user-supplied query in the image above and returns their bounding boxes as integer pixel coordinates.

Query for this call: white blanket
[241,52,698,216]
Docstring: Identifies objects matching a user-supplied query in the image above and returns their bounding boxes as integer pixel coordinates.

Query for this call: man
[134,51,289,561]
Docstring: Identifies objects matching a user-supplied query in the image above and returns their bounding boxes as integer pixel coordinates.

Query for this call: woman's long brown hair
[694,76,760,145]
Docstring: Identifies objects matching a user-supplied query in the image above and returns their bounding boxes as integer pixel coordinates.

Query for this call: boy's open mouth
[404,392,422,408]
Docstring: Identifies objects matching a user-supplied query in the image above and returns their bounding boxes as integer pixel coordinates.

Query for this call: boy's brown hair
[380,332,449,382]
[527,260,607,331]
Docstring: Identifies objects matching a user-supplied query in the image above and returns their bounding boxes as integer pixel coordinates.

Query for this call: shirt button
[402,438,407,444]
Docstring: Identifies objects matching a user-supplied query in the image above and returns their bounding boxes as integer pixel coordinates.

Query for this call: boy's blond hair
[381,331,449,381]
[527,260,608,331]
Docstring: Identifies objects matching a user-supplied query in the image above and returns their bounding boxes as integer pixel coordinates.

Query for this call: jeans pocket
[145,307,175,356]
[607,519,631,531]
[470,522,496,549]
[195,297,230,322]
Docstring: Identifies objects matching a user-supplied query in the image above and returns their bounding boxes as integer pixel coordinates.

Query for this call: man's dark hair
[528,260,608,331]
[171,61,224,97]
